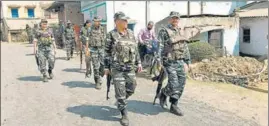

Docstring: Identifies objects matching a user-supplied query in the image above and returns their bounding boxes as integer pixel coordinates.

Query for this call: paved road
[1,43,266,126]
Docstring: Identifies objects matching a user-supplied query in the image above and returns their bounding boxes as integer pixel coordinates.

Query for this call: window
[27,8,35,18]
[243,28,250,43]
[11,8,19,18]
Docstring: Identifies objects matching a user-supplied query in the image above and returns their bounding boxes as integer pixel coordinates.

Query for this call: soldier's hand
[34,50,36,55]
[137,64,143,73]
[104,69,110,75]
[184,63,189,73]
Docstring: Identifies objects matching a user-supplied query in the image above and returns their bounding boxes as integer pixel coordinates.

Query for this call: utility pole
[187,1,190,17]
[145,1,150,26]
[201,1,203,15]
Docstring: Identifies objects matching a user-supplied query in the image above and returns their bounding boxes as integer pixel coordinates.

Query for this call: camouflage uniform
[87,16,105,88]
[80,20,91,75]
[26,24,33,44]
[105,12,141,126]
[64,20,75,60]
[158,11,201,116]
[58,21,65,49]
[33,24,39,35]
[34,19,56,82]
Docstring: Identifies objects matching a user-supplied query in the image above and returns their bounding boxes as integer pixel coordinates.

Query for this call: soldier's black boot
[170,98,183,116]
[71,50,73,58]
[120,109,129,126]
[95,78,101,90]
[48,69,54,79]
[42,74,48,82]
[159,90,167,109]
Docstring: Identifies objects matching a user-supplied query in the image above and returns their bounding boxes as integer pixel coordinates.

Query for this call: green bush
[188,42,216,63]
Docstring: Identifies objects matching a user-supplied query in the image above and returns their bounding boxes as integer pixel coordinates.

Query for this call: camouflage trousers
[88,48,104,84]
[65,39,75,58]
[28,34,33,44]
[162,60,186,100]
[111,68,137,111]
[37,47,55,75]
[57,35,64,48]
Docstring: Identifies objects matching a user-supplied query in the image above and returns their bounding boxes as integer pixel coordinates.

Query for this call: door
[208,30,224,56]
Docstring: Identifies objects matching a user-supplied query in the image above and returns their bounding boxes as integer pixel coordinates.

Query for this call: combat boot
[48,69,54,79]
[42,74,48,82]
[120,109,129,126]
[71,50,73,58]
[170,98,183,116]
[159,90,167,109]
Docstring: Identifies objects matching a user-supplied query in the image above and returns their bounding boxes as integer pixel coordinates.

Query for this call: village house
[80,1,248,56]
[45,1,84,27]
[1,1,58,42]
[235,1,268,57]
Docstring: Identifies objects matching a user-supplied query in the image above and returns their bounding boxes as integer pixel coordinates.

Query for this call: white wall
[239,17,268,56]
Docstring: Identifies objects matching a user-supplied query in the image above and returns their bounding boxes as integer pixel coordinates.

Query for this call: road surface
[1,43,268,126]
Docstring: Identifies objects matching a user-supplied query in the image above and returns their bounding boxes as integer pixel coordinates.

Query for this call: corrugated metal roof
[238,8,268,17]
[236,1,268,17]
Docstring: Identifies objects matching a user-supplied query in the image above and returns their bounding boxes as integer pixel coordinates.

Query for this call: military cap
[93,16,102,22]
[66,20,71,24]
[114,11,129,20]
[169,11,180,18]
[40,19,48,23]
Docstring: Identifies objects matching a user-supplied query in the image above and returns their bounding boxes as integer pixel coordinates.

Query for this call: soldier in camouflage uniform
[33,24,39,35]
[86,16,105,89]
[80,20,92,76]
[158,11,201,116]
[33,19,57,82]
[26,24,33,44]
[104,12,142,126]
[64,20,76,60]
[58,20,65,49]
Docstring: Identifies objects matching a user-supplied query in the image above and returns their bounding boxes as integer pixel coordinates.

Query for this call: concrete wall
[2,1,56,19]
[155,17,240,55]
[63,2,84,26]
[239,17,268,56]
[82,1,247,34]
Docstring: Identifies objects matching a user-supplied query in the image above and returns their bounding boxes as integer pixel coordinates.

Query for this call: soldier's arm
[86,29,91,49]
[104,32,113,69]
[157,29,169,60]
[50,29,56,49]
[33,32,38,53]
[183,42,191,66]
[184,26,201,40]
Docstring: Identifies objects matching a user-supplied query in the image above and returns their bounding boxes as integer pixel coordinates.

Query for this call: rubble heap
[190,56,268,86]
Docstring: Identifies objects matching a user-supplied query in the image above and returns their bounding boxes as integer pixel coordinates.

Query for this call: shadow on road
[62,81,95,88]
[17,76,41,82]
[127,100,165,115]
[62,68,85,73]
[25,53,35,56]
[55,57,67,61]
[66,105,120,121]
[246,86,268,94]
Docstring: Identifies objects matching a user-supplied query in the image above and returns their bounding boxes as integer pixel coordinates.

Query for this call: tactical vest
[111,30,137,65]
[80,27,88,44]
[89,26,104,47]
[65,28,74,40]
[163,27,188,60]
[36,28,53,46]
